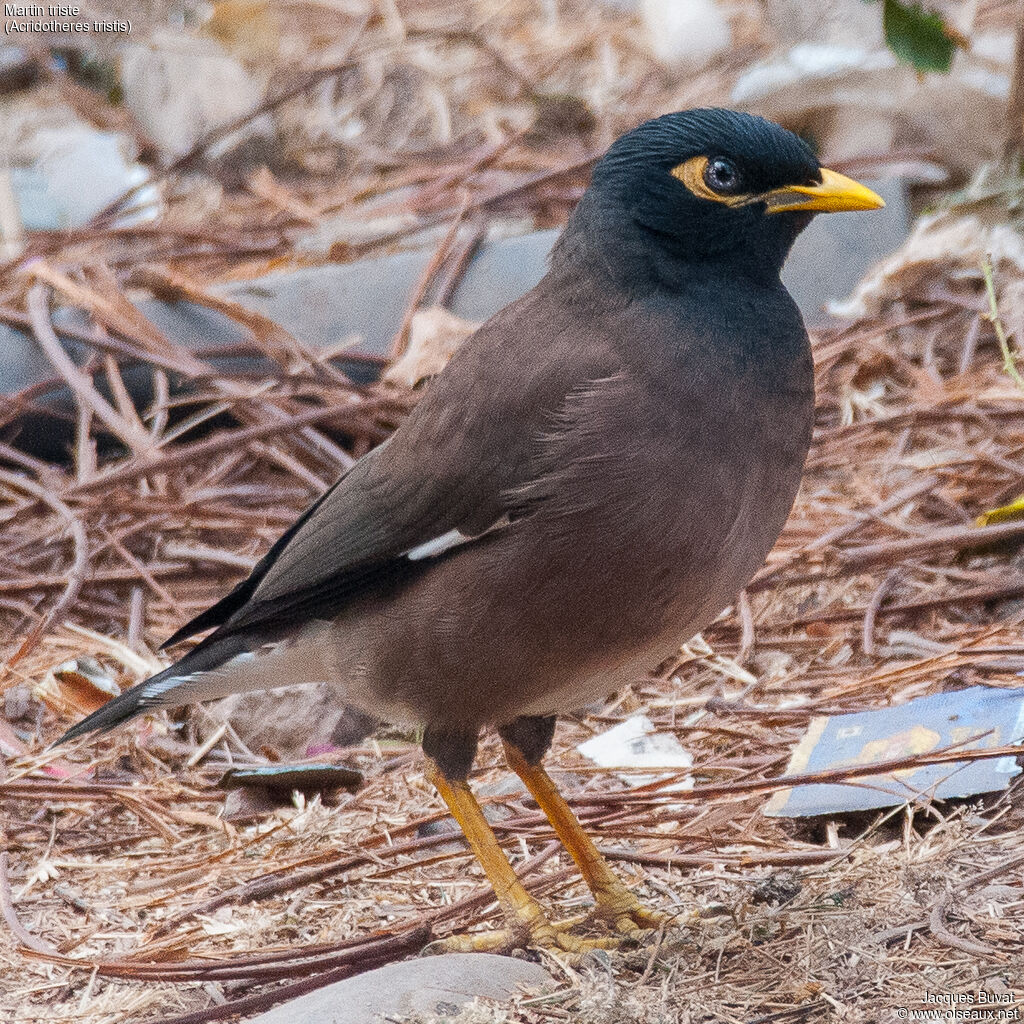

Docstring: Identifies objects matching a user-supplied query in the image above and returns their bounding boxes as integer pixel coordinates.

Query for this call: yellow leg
[502,741,669,936]
[424,759,621,954]
[425,758,552,946]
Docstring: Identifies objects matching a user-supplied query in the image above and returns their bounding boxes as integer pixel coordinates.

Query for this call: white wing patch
[406,529,471,561]
[405,515,511,563]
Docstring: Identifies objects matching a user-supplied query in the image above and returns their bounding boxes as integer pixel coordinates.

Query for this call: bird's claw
[425,890,671,957]
[425,914,631,956]
[588,883,673,935]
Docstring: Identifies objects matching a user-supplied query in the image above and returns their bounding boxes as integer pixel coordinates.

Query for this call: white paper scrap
[576,714,693,791]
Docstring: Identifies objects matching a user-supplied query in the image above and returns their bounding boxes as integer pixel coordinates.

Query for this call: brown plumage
[58,109,883,952]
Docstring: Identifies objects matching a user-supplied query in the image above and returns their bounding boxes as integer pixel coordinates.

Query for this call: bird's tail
[53,624,333,745]
[53,633,254,745]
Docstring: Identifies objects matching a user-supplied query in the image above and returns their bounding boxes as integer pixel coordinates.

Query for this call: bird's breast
[326,285,816,730]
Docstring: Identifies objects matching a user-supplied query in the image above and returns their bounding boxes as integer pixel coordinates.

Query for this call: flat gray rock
[782,178,907,323]
[244,953,553,1024]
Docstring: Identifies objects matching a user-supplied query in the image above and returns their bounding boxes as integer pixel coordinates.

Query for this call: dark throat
[551,193,810,295]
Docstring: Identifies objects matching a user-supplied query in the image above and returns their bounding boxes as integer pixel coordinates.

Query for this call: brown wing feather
[168,280,624,645]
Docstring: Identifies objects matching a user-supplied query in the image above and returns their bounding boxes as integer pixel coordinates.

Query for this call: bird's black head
[567,108,883,286]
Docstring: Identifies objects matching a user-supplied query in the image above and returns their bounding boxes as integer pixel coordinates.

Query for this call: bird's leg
[423,757,621,954]
[424,757,557,950]
[500,729,669,937]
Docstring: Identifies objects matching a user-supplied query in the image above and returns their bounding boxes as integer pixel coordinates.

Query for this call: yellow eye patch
[671,157,886,215]
[670,155,752,207]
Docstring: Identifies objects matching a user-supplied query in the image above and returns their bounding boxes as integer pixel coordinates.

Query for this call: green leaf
[881,0,957,74]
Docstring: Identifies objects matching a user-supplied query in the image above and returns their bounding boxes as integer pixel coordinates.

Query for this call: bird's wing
[164,286,624,646]
[55,286,628,745]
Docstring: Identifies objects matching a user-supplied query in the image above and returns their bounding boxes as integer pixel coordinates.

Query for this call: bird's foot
[426,913,626,956]
[425,891,670,956]
[587,880,673,937]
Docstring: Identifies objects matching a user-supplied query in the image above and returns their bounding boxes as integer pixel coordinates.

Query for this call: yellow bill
[762,168,886,215]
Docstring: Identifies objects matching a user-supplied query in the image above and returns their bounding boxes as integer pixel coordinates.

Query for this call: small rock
[4,684,32,721]
[751,871,803,906]
[414,818,467,857]
[417,817,462,840]
[243,952,553,1024]
[12,127,157,229]
[222,786,282,821]
[210,684,360,760]
[477,775,528,800]
[640,0,731,69]
[121,28,269,158]
[765,0,883,47]
[329,706,380,748]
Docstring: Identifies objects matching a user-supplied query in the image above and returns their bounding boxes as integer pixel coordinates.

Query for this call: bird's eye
[703,157,741,194]
[670,155,749,206]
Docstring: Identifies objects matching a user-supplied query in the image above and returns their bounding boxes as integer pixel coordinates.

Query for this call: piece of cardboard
[765,686,1024,817]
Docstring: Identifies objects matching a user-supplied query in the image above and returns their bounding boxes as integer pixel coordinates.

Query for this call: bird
[57,108,883,953]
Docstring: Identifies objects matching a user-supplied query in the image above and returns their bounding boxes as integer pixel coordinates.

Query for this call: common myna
[58,109,883,952]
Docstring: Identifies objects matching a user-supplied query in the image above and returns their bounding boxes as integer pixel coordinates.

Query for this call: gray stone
[212,684,359,761]
[3,683,33,722]
[764,0,884,47]
[8,129,156,231]
[221,786,283,822]
[781,178,907,323]
[477,775,528,799]
[220,227,563,361]
[243,952,553,1024]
